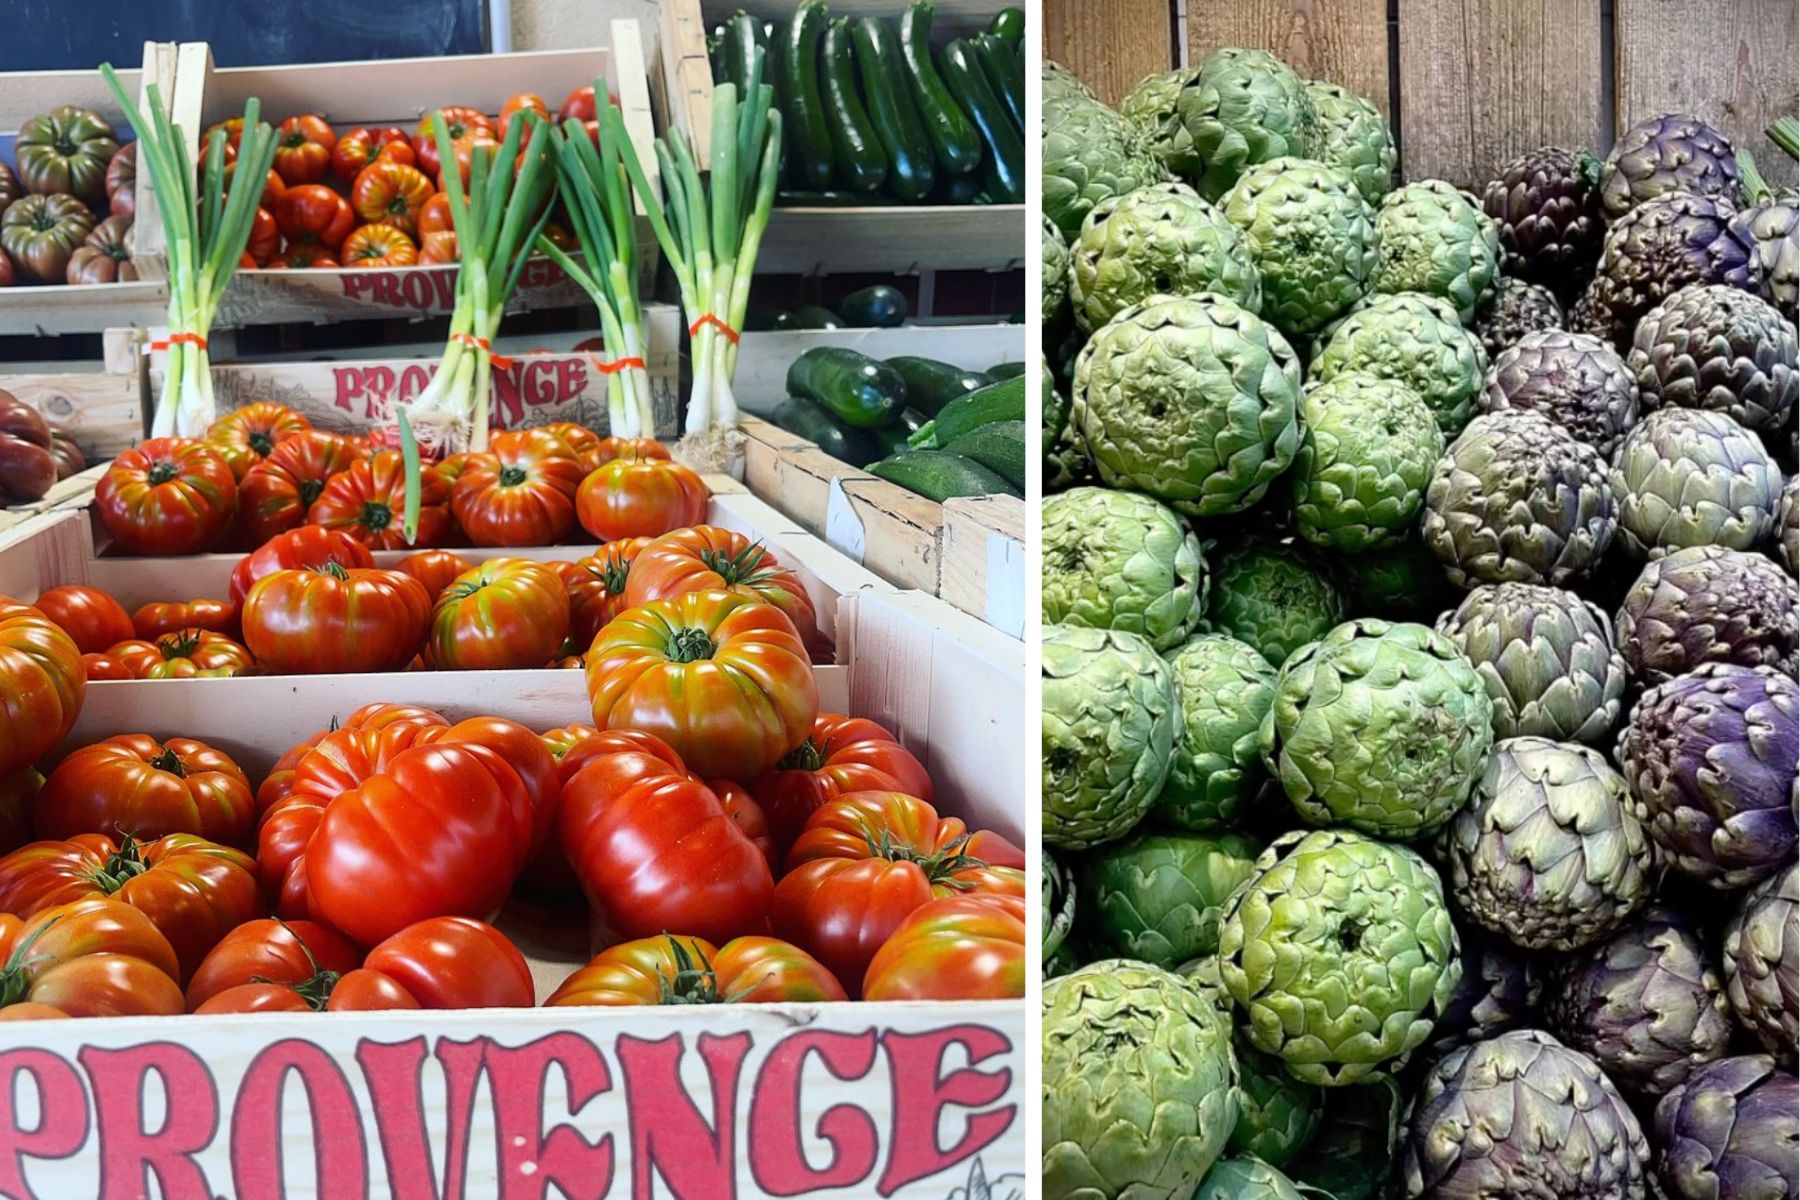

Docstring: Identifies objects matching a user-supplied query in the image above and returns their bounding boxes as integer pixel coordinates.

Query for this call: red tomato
[0,598,85,776]
[412,107,496,179]
[241,564,431,675]
[308,450,451,550]
[229,525,374,607]
[222,162,285,208]
[554,537,650,650]
[537,420,602,470]
[559,739,773,946]
[95,438,239,555]
[440,129,503,189]
[626,525,822,654]
[430,716,559,856]
[449,428,585,547]
[339,916,533,1009]
[418,229,459,264]
[341,222,419,267]
[0,897,183,1017]
[560,85,600,122]
[185,917,360,1011]
[501,93,551,125]
[275,184,355,249]
[205,401,312,479]
[272,114,335,186]
[593,436,672,465]
[236,429,359,545]
[351,159,433,234]
[265,247,338,269]
[108,628,255,679]
[417,191,453,237]
[132,597,238,640]
[0,768,39,857]
[787,791,1025,875]
[392,549,472,600]
[82,652,131,680]
[713,777,776,867]
[585,589,817,780]
[203,118,244,163]
[862,894,1026,1001]
[243,205,280,267]
[332,125,413,184]
[547,934,844,1006]
[30,584,134,654]
[424,558,570,671]
[574,457,708,542]
[35,734,254,848]
[750,713,933,854]
[323,969,421,1010]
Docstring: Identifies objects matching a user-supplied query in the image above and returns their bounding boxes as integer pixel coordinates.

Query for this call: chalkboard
[1,0,490,72]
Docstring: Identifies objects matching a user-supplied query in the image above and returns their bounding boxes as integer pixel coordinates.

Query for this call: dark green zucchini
[871,406,930,457]
[851,17,935,201]
[972,32,1024,131]
[781,2,835,189]
[985,360,1027,381]
[886,356,987,414]
[772,305,845,330]
[940,39,1022,204]
[928,171,983,204]
[868,450,1016,500]
[786,347,908,428]
[930,374,1026,445]
[820,17,887,192]
[772,395,884,467]
[777,189,891,207]
[988,8,1025,44]
[945,419,1025,490]
[839,284,907,328]
[899,2,982,177]
[720,12,762,93]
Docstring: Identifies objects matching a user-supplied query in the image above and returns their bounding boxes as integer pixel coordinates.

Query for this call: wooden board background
[1044,0,1800,188]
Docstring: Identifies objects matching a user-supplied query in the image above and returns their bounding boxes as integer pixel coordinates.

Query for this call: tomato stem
[146,460,179,486]
[147,747,188,778]
[667,627,716,663]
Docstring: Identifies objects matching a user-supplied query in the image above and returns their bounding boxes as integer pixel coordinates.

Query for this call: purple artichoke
[1731,194,1799,311]
[1722,863,1798,1064]
[1581,191,1757,347]
[1419,926,1542,1062]
[1615,546,1798,683]
[1482,146,1605,299]
[1474,276,1566,358]
[1599,114,1741,220]
[1610,408,1783,560]
[1653,1055,1798,1200]
[1616,662,1799,889]
[1627,283,1798,435]
[1480,328,1640,457]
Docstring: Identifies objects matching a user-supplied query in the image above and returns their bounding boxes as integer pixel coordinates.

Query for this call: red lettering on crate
[230,1039,367,1199]
[0,1048,88,1199]
[618,1032,750,1199]
[400,364,435,405]
[876,1026,1016,1196]
[340,273,373,299]
[333,366,368,414]
[491,365,525,430]
[358,1037,485,1200]
[79,1042,217,1200]
[484,1033,614,1200]
[748,1030,880,1193]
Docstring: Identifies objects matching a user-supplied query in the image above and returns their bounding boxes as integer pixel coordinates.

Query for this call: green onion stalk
[101,65,276,438]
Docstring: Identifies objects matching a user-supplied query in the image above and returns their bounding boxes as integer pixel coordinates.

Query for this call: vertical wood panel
[1616,0,1799,187]
[1044,0,1176,107]
[1186,0,1390,115]
[1396,0,1605,187]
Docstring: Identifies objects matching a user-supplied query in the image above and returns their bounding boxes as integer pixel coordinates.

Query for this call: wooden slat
[1616,0,1800,188]
[1188,0,1390,116]
[1396,0,1604,187]
[1044,0,1175,107]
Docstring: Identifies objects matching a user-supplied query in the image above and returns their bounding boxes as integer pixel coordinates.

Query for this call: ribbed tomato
[392,549,472,600]
[308,450,451,550]
[554,537,649,649]
[0,897,183,1018]
[350,160,433,235]
[574,457,708,541]
[35,734,254,848]
[787,791,1024,875]
[450,428,585,546]
[341,222,419,267]
[861,894,1026,1001]
[750,713,933,854]
[204,401,313,479]
[0,598,84,776]
[411,107,495,179]
[593,436,671,464]
[540,420,602,470]
[229,524,374,607]
[237,430,360,545]
[132,597,237,640]
[713,777,776,867]
[546,934,844,1006]
[29,584,134,654]
[81,652,131,680]
[184,917,360,1012]
[337,916,534,1010]
[423,558,570,670]
[241,564,431,674]
[332,125,413,184]
[626,525,822,653]
[109,628,255,678]
[272,114,335,186]
[275,184,354,249]
[95,438,238,555]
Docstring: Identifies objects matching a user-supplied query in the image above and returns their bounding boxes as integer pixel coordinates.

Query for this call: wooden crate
[0,328,146,460]
[1045,0,1800,189]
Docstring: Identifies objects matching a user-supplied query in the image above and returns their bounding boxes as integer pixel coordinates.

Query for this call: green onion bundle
[101,64,276,438]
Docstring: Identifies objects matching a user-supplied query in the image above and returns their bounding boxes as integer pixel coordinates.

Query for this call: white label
[825,479,867,564]
[984,532,1025,639]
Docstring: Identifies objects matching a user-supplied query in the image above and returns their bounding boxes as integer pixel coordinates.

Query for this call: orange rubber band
[147,332,209,353]
[453,332,515,369]
[688,313,740,344]
[590,355,648,375]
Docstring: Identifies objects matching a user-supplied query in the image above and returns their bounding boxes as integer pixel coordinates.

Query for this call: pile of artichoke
[1043,52,1799,1200]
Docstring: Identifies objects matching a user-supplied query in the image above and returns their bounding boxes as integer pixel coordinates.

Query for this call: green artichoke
[1615,546,1799,683]
[1371,181,1501,324]
[1778,475,1799,577]
[1599,112,1740,220]
[1204,539,1348,667]
[1046,420,1095,493]
[1306,80,1395,205]
[1044,67,1165,240]
[1610,408,1784,559]
[1043,212,1071,319]
[1441,737,1652,951]
[1120,66,1199,168]
[1479,328,1640,457]
[1228,1047,1325,1167]
[1480,146,1605,301]
[1042,486,1208,651]
[1311,292,1488,435]
[1043,624,1179,851]
[1422,410,1618,588]
[1435,583,1627,743]
[1401,1031,1652,1199]
[1334,533,1457,622]
[1472,276,1564,358]
[1080,831,1262,967]
[1076,294,1302,516]
[1164,49,1318,201]
[1261,619,1493,839]
[1219,828,1461,1086]
[1580,190,1756,346]
[1731,192,1799,310]
[1196,1157,1311,1200]
[1042,961,1239,1197]
[1044,852,1077,966]
[1721,862,1798,1062]
[1627,283,1797,434]
[1043,353,1070,455]
[1221,157,1379,335]
[1159,633,1278,830]
[1070,182,1262,331]
[1289,372,1444,552]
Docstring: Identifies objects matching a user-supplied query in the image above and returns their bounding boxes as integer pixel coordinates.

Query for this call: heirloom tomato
[430,716,559,855]
[265,246,337,269]
[554,537,649,649]
[0,194,93,283]
[242,205,279,267]
[222,161,285,208]
[0,391,53,506]
[95,438,238,555]
[332,125,413,183]
[81,652,130,680]
[434,452,475,490]
[626,525,822,653]
[241,563,431,675]
[392,548,472,599]
[584,589,817,779]
[787,791,1025,875]
[593,436,671,465]
[109,628,255,679]
[272,114,335,186]
[450,428,585,546]
[750,713,933,853]
[105,142,135,217]
[30,584,133,654]
[185,917,360,1012]
[204,118,244,162]
[205,401,311,477]
[0,768,36,857]
[0,897,182,1018]
[65,214,137,283]
[418,191,453,236]
[547,934,844,1007]
[351,159,432,233]
[36,734,254,848]
[861,894,1026,1001]
[132,597,237,640]
[540,420,603,470]
[418,230,458,264]
[423,558,570,670]
[574,457,707,542]
[339,916,534,1010]
[229,524,373,606]
[237,429,359,544]
[0,598,84,776]
[341,222,419,267]
[276,184,354,249]
[413,107,495,180]
[308,449,451,549]
[500,93,550,124]
[560,85,600,122]
[14,106,117,203]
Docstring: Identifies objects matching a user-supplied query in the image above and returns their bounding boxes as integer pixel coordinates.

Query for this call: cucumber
[852,17,936,201]
[782,2,835,189]
[820,18,887,193]
[772,395,884,467]
[868,451,1017,501]
[945,419,1025,490]
[988,8,1025,44]
[940,39,1023,204]
[985,360,1027,381]
[839,284,907,328]
[972,33,1024,131]
[886,356,987,415]
[786,347,908,428]
[720,12,762,93]
[772,305,844,330]
[899,2,982,177]
[931,374,1026,445]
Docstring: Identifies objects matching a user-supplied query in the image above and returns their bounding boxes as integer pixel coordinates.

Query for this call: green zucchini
[886,356,987,415]
[940,39,1022,204]
[764,19,796,185]
[852,17,935,201]
[720,12,762,93]
[839,284,907,328]
[708,29,728,85]
[945,419,1025,490]
[820,18,887,193]
[972,32,1024,131]
[777,189,890,207]
[868,451,1017,501]
[928,171,983,205]
[782,2,835,189]
[931,374,1026,445]
[985,360,1027,381]
[771,305,844,330]
[988,8,1025,44]
[786,347,908,428]
[899,2,982,177]
[772,395,884,467]
[871,406,930,457]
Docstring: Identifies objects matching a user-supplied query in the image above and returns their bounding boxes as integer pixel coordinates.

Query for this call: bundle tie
[453,332,515,369]
[688,313,740,344]
[590,355,648,375]
[146,332,209,354]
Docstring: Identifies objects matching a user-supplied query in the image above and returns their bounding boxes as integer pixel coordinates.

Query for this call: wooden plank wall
[1043,0,1800,188]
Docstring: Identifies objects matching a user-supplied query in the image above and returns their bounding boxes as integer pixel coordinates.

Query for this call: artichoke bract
[1543,905,1735,1106]
[1204,539,1348,666]
[1473,276,1564,358]
[1481,146,1605,300]
[1442,737,1651,951]
[1080,830,1261,968]
[1219,828,1461,1086]
[1164,48,1318,201]
[1119,66,1197,166]
[1371,181,1501,324]
[1261,619,1493,839]
[1422,409,1618,588]
[1722,863,1798,1062]
[1043,66,1165,240]
[1420,925,1543,1061]
[1731,191,1799,310]
[1306,80,1395,205]
[1076,294,1302,516]
[1778,476,1799,577]
[1402,1031,1652,1200]
[1479,328,1640,457]
[1196,1157,1310,1200]
[1221,157,1379,336]
[1042,486,1208,651]
[1311,292,1488,435]
[1043,353,1070,454]
[1070,182,1263,331]
[1042,961,1239,1197]
[1616,662,1799,889]
[1228,1045,1324,1167]
[1652,1055,1798,1200]
[1435,582,1627,744]
[1614,546,1799,682]
[1043,213,1071,319]
[1609,408,1783,559]
[1600,113,1740,221]
[1581,191,1756,347]
[1043,624,1178,851]
[1628,283,1798,434]
[1044,852,1076,966]
[1159,633,1277,831]
[1289,372,1444,552]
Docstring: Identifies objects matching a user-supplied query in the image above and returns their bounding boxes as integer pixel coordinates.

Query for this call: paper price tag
[825,479,867,564]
